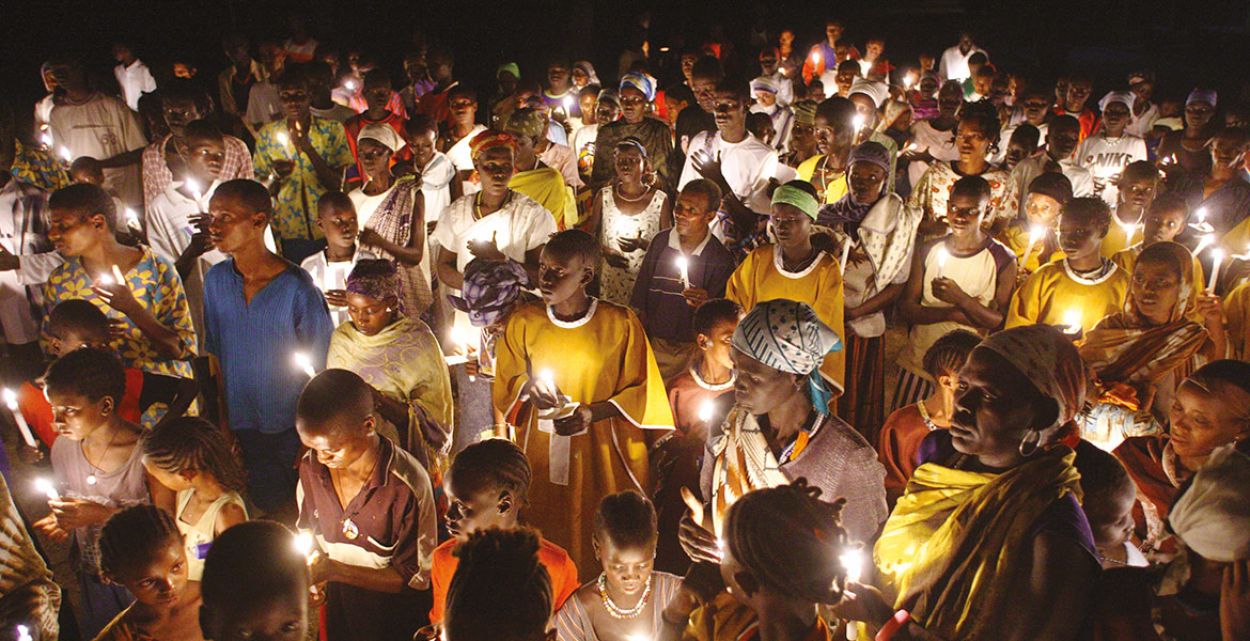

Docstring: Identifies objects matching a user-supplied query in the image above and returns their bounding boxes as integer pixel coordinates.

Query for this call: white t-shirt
[938,45,986,82]
[49,94,148,206]
[245,81,283,128]
[446,124,488,174]
[418,152,456,223]
[299,250,370,327]
[114,60,157,112]
[1011,154,1096,216]
[678,131,794,214]
[0,182,62,344]
[1075,134,1148,206]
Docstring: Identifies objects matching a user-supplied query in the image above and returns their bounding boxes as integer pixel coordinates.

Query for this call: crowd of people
[2,12,1250,641]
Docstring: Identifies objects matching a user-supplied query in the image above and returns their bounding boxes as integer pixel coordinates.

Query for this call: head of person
[356,124,405,182]
[973,66,996,98]
[296,369,378,470]
[571,61,597,89]
[1169,360,1250,467]
[1127,71,1154,103]
[722,480,848,611]
[546,59,571,91]
[495,63,519,95]
[43,347,125,441]
[1005,124,1041,170]
[142,416,247,495]
[823,19,844,43]
[922,329,982,404]
[917,71,939,97]
[937,80,964,119]
[1128,241,1193,327]
[834,60,859,96]
[1184,88,1217,132]
[184,120,227,186]
[690,56,725,113]
[953,326,1087,468]
[201,521,308,641]
[1058,197,1111,261]
[222,33,251,65]
[955,100,1000,162]
[1064,73,1092,112]
[470,130,518,197]
[1167,444,1250,580]
[1209,126,1249,173]
[360,68,393,113]
[1046,115,1082,159]
[752,77,779,109]
[46,299,110,358]
[769,180,819,249]
[343,259,401,336]
[208,179,272,255]
[966,51,988,77]
[447,259,533,330]
[612,137,650,185]
[1100,93,1133,136]
[538,230,598,307]
[593,491,659,599]
[846,142,889,206]
[711,81,749,136]
[662,85,690,127]
[1116,160,1160,217]
[594,89,623,127]
[947,175,991,236]
[789,100,818,155]
[443,528,552,641]
[848,91,880,131]
[673,179,722,243]
[68,156,105,186]
[813,96,856,156]
[1142,193,1188,245]
[428,48,454,83]
[448,86,478,127]
[577,85,600,122]
[757,48,780,75]
[403,50,428,85]
[99,506,188,608]
[444,438,532,542]
[1073,441,1137,562]
[403,115,439,169]
[504,108,548,159]
[44,56,86,93]
[747,112,775,145]
[314,191,358,255]
[47,183,115,257]
[1024,172,1073,231]
[731,299,841,414]
[276,63,314,122]
[1019,87,1050,126]
[160,78,209,139]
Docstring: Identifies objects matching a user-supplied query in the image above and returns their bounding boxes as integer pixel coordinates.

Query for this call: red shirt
[428,536,579,623]
[878,403,933,505]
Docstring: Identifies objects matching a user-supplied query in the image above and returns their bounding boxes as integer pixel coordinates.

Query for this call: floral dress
[252,117,353,242]
[598,187,666,305]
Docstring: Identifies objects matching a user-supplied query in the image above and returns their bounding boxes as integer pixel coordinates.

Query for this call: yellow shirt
[796,155,849,204]
[1101,217,1143,258]
[999,223,1064,274]
[726,245,846,391]
[1006,260,1131,334]
[1225,281,1250,361]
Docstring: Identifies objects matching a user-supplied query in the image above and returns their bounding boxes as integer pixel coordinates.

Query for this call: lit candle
[16,624,31,641]
[294,530,317,564]
[34,477,59,500]
[562,95,575,114]
[111,264,126,285]
[537,368,556,397]
[1194,233,1217,257]
[903,72,916,91]
[95,272,114,286]
[1208,247,1224,292]
[3,387,36,448]
[185,176,204,204]
[935,245,950,274]
[676,255,690,289]
[840,548,865,640]
[124,208,141,233]
[58,147,73,164]
[40,131,53,148]
[275,130,294,158]
[697,400,714,425]
[344,79,358,93]
[852,114,867,134]
[293,352,317,379]
[1023,224,1046,264]
[1062,309,1082,335]
[811,51,822,67]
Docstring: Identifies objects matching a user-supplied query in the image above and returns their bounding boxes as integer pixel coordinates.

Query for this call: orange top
[429,535,580,623]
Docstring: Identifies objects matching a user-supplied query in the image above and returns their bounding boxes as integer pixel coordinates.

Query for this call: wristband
[874,610,911,641]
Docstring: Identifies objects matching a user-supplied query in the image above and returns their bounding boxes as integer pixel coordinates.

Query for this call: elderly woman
[681,299,887,564]
[349,123,432,320]
[326,259,452,471]
[838,325,1100,641]
[1079,241,1226,450]
[818,142,921,438]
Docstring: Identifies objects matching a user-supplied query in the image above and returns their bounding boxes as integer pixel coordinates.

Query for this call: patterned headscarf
[619,72,655,102]
[751,76,780,95]
[505,108,548,140]
[732,299,842,409]
[469,129,518,163]
[446,259,531,327]
[346,259,401,307]
[978,325,1087,431]
[572,60,600,86]
[792,100,818,127]
[1168,444,1250,562]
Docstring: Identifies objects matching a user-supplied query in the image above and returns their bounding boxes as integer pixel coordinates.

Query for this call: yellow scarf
[874,450,1082,640]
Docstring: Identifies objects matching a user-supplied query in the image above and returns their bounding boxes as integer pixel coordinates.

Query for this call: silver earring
[1018,429,1041,457]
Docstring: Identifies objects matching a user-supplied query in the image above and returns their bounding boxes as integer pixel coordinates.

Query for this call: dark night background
[2,0,1249,124]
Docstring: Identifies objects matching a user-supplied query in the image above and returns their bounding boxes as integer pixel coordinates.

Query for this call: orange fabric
[428,536,580,623]
[878,404,932,505]
[18,369,144,447]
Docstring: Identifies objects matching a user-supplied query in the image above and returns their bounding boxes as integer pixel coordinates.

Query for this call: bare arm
[323,560,407,594]
[848,282,905,320]
[435,246,463,290]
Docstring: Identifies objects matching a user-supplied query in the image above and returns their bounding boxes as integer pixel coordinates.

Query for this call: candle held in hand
[676,255,690,289]
[1062,309,1082,335]
[1208,247,1224,291]
[34,477,59,500]
[293,352,317,379]
[3,387,36,448]
[840,547,866,640]
[698,400,714,424]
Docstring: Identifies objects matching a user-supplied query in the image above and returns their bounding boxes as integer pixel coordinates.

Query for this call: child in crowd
[1100,161,1159,257]
[140,416,248,582]
[296,368,437,641]
[68,157,127,223]
[442,529,553,641]
[999,172,1072,278]
[300,191,367,327]
[1073,442,1148,569]
[94,505,204,640]
[894,176,1015,410]
[429,438,580,624]
[1007,197,1131,333]
[878,329,981,506]
[32,347,171,638]
[630,179,736,379]
[494,229,673,576]
[554,491,683,640]
[199,521,309,641]
[1112,193,1206,311]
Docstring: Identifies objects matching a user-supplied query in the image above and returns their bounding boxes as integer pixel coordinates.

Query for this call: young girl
[141,416,248,582]
[94,505,204,640]
[32,347,170,638]
[554,492,682,641]
[589,137,672,305]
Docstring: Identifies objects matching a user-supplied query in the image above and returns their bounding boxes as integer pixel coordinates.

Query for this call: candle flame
[935,246,950,267]
[1063,309,1082,334]
[698,400,714,423]
[2,387,17,411]
[293,352,317,379]
[58,146,73,162]
[1028,224,1046,245]
[34,478,59,500]
[840,547,864,583]
[853,114,867,131]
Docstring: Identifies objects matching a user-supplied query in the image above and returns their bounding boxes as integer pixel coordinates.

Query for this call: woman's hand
[33,514,69,543]
[617,235,647,254]
[930,277,968,305]
[1195,293,1225,329]
[48,498,115,531]
[682,286,710,308]
[692,151,727,190]
[603,248,630,270]
[553,404,593,436]
[678,511,722,564]
[467,234,506,262]
[272,159,296,180]
[93,280,142,317]
[324,289,349,307]
[358,228,386,248]
[830,581,895,629]
[527,378,563,411]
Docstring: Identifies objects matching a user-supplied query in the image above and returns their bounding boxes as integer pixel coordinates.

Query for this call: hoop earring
[1018,429,1042,457]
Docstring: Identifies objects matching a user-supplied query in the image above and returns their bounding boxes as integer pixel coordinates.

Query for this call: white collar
[691,366,735,391]
[1062,257,1119,285]
[667,228,713,257]
[547,297,599,328]
[772,245,826,279]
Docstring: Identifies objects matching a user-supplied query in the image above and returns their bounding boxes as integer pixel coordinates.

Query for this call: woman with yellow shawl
[326,259,454,472]
[833,325,1100,641]
[1077,241,1227,450]
[504,107,579,228]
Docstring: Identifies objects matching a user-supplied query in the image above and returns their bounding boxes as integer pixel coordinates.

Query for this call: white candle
[538,368,556,395]
[294,530,317,564]
[935,245,950,274]
[1208,248,1224,291]
[16,624,31,641]
[839,238,852,273]
[1062,309,1082,335]
[293,352,317,379]
[676,255,690,289]
[903,72,916,90]
[852,114,866,134]
[697,400,714,425]
[1194,233,1217,257]
[1023,224,1046,264]
[58,147,73,163]
[562,95,575,113]
[34,477,59,500]
[110,265,126,286]
[3,388,36,448]
[840,548,865,640]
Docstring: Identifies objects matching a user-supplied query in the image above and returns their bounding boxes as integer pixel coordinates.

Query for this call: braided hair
[922,329,982,381]
[142,416,248,494]
[724,479,849,604]
[445,528,552,641]
[98,504,181,582]
[448,438,532,505]
[594,491,657,551]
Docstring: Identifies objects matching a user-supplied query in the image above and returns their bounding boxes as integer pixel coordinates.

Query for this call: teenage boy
[1077,94,1148,208]
[344,69,409,186]
[1100,160,1159,257]
[200,521,310,641]
[300,191,367,327]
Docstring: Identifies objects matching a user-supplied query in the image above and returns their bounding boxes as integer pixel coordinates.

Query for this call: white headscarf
[1168,444,1250,562]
